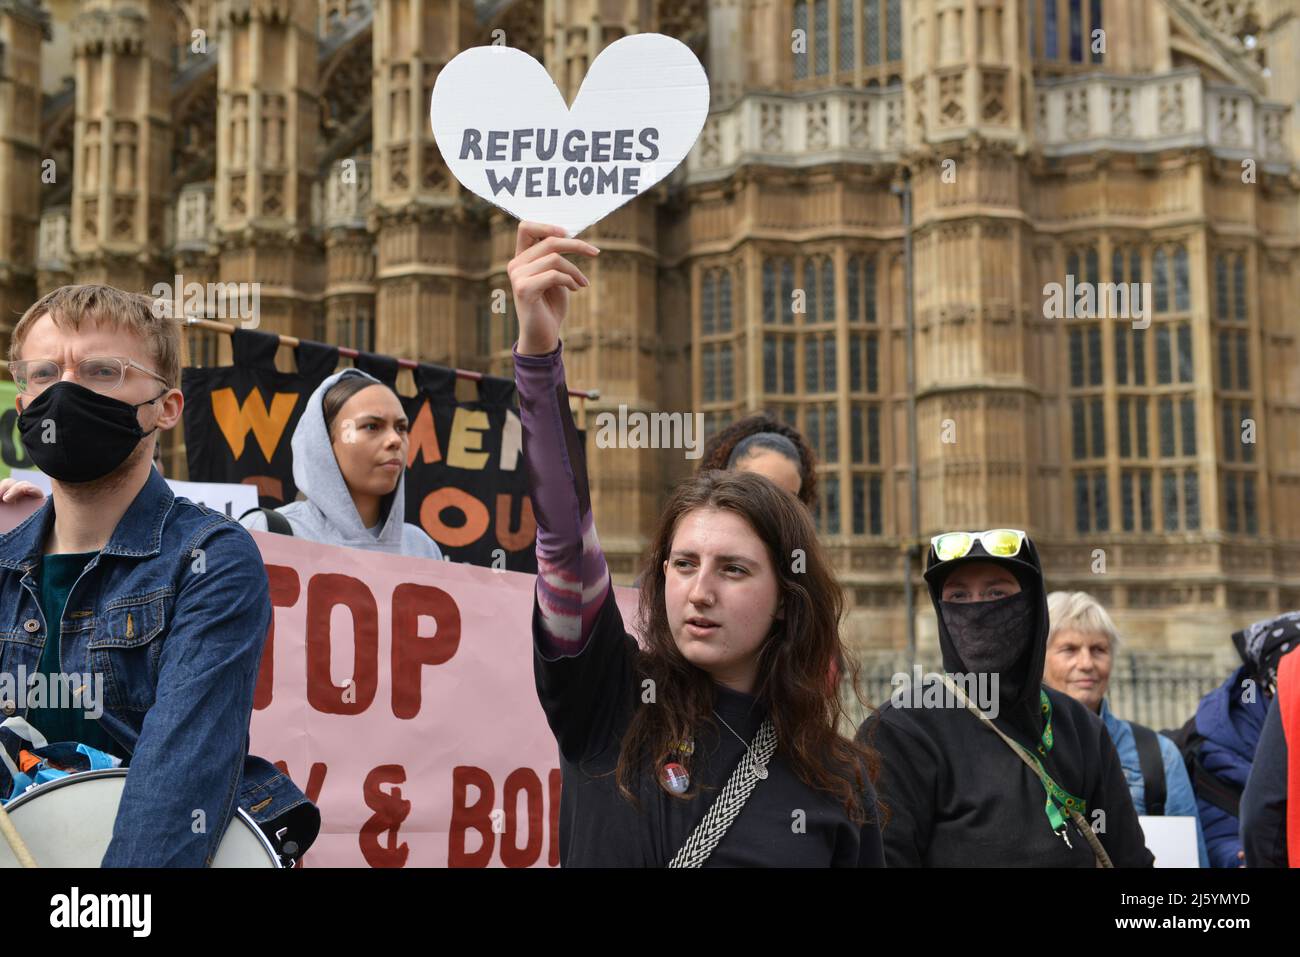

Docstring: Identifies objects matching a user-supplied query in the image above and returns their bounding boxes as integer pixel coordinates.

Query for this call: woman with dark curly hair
[509,220,882,867]
[697,414,818,509]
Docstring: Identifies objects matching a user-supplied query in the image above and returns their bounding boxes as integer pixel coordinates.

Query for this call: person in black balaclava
[858,528,1154,866]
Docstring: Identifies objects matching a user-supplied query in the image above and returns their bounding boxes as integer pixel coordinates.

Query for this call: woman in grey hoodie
[239,368,443,559]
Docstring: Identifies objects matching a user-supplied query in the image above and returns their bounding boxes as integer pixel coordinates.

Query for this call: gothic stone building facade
[1,0,1298,672]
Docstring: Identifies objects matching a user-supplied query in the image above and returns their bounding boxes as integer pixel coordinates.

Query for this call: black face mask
[940,591,1035,695]
[17,380,164,484]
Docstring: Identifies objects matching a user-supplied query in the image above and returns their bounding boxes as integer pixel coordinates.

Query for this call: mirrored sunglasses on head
[930,528,1027,563]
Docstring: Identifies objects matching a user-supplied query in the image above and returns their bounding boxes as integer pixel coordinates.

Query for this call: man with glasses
[858,528,1153,866]
[0,283,317,866]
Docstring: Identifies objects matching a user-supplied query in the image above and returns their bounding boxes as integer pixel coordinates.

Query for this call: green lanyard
[940,675,1089,840]
[1017,690,1086,836]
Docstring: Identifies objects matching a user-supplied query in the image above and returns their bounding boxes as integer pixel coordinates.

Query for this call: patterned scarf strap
[667,718,777,868]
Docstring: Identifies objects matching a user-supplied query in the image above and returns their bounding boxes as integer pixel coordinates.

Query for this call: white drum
[0,769,281,868]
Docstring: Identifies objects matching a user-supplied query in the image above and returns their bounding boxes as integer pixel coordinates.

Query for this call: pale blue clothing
[1100,698,1210,867]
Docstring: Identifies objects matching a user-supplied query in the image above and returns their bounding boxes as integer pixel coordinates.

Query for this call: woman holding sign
[510,221,883,867]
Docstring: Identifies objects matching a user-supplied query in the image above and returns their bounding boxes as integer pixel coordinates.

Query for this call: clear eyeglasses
[8,356,170,396]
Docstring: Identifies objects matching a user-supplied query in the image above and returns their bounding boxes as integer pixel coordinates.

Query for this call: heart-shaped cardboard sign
[430,33,710,237]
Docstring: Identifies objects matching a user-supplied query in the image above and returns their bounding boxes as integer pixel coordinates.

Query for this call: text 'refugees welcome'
[459,127,661,198]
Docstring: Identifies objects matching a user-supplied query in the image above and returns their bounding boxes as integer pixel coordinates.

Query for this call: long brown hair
[697,413,819,509]
[616,469,878,824]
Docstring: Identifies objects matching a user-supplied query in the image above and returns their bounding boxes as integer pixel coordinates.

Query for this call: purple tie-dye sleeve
[513,340,612,657]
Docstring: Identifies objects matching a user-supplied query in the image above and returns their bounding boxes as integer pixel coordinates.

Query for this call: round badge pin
[660,762,690,794]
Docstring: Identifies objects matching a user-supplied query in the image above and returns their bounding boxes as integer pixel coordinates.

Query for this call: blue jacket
[1194,665,1270,868]
[1099,698,1209,867]
[0,466,311,866]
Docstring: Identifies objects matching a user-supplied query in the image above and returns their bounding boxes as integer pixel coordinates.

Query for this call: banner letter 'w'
[211,388,300,461]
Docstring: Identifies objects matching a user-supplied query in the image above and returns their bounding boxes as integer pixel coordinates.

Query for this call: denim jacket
[0,466,314,866]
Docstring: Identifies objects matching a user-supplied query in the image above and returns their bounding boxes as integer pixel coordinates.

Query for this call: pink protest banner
[0,497,41,530]
[246,530,640,867]
[0,499,641,867]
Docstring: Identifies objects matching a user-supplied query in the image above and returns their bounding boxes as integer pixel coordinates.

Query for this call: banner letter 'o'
[419,487,490,547]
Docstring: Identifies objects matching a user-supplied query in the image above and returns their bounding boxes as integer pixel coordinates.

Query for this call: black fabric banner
[399,366,537,573]
[182,334,545,572]
[181,330,340,507]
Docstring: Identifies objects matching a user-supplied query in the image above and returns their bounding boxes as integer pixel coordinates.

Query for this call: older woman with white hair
[1043,590,1208,866]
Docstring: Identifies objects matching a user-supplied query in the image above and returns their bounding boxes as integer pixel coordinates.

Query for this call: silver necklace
[713,710,769,780]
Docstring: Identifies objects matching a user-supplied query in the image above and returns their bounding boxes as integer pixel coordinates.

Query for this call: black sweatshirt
[535,588,885,867]
[1241,695,1289,866]
[858,538,1154,867]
